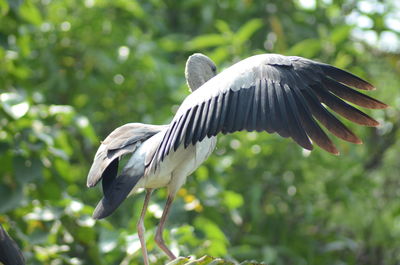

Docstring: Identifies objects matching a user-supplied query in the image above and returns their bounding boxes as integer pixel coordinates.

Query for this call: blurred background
[1,0,399,264]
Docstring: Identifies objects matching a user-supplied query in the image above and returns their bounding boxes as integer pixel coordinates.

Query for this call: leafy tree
[1,0,399,264]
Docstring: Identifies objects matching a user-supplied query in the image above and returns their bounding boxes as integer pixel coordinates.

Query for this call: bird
[0,224,25,265]
[87,53,387,264]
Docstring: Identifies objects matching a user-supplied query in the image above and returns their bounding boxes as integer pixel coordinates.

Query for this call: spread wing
[154,54,387,163]
[87,123,167,188]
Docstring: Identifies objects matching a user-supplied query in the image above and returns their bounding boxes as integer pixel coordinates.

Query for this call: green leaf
[0,184,23,213]
[288,39,321,58]
[186,34,228,50]
[75,115,98,143]
[114,0,145,19]
[222,190,243,209]
[0,0,9,15]
[215,20,232,35]
[18,1,42,25]
[0,92,29,119]
[234,18,263,45]
[14,157,43,184]
[331,25,352,44]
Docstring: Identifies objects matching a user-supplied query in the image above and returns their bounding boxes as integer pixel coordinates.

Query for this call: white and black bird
[87,53,387,264]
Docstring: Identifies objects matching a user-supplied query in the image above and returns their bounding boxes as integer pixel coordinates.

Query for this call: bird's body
[87,52,387,265]
[131,130,216,194]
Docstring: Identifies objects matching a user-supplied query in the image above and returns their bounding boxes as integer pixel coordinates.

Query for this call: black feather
[174,109,191,151]
[323,77,387,109]
[259,79,271,132]
[247,80,261,131]
[102,158,119,197]
[191,102,205,144]
[165,116,183,156]
[223,90,238,133]
[291,85,338,154]
[275,82,291,138]
[302,87,361,143]
[217,92,229,134]
[199,100,211,142]
[311,85,379,126]
[205,96,218,137]
[317,63,375,90]
[282,83,313,150]
[184,105,198,148]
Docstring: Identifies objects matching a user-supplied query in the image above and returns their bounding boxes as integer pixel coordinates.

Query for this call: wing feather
[260,79,272,132]
[301,88,362,144]
[292,87,339,154]
[191,101,205,144]
[282,83,313,150]
[223,90,238,134]
[323,77,387,109]
[154,54,386,162]
[274,82,291,138]
[215,92,228,135]
[199,100,211,142]
[317,62,375,90]
[184,105,198,147]
[174,109,191,150]
[311,85,379,126]
[87,123,165,187]
[247,80,261,131]
[205,96,218,137]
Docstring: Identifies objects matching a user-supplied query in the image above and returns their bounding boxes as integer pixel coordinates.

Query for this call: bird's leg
[154,194,176,260]
[137,188,153,265]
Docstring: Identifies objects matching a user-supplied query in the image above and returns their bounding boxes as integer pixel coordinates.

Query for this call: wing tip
[367,118,380,127]
[362,83,376,91]
[328,146,340,156]
[364,101,389,109]
[87,180,96,188]
[374,101,389,109]
[86,172,100,187]
[92,199,112,220]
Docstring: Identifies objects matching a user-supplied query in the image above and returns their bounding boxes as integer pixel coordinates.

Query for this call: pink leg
[154,195,177,260]
[137,189,153,265]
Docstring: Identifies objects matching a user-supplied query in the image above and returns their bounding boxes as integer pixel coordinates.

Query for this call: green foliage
[1,0,400,264]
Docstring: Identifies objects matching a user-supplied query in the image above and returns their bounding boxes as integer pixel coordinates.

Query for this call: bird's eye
[211,65,217,73]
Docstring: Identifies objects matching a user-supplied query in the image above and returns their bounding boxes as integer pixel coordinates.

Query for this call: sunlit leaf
[222,190,243,209]
[331,25,352,44]
[18,1,42,25]
[0,92,29,119]
[234,18,263,45]
[288,38,321,58]
[0,0,9,15]
[186,34,229,50]
[215,20,232,35]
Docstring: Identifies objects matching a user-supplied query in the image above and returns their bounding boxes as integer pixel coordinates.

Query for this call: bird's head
[185,53,217,92]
